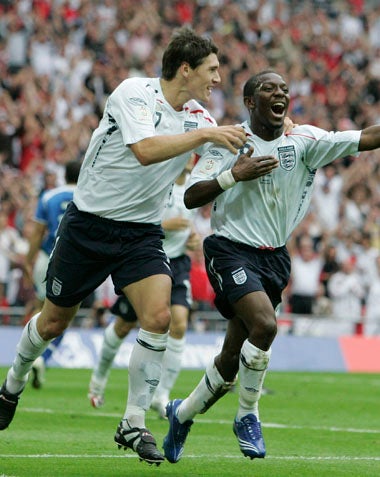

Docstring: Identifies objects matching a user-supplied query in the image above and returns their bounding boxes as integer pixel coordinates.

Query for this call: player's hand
[231,146,279,181]
[186,231,202,251]
[208,125,247,154]
[162,217,190,231]
[284,116,298,135]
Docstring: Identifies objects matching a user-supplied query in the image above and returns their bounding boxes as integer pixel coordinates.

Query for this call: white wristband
[216,169,236,190]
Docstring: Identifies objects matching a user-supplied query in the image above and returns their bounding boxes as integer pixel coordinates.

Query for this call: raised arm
[184,147,279,209]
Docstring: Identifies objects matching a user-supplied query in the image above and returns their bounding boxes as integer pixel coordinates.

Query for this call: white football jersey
[162,180,196,259]
[74,77,216,223]
[187,122,361,248]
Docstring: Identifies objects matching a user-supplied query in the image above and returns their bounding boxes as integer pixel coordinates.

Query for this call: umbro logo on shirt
[184,121,198,132]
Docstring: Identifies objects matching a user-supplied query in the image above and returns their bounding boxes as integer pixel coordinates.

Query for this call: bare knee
[37,301,78,340]
[141,306,171,334]
[249,313,277,350]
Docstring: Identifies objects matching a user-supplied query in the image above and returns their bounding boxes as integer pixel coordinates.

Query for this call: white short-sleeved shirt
[162,180,195,259]
[187,122,361,248]
[74,77,216,223]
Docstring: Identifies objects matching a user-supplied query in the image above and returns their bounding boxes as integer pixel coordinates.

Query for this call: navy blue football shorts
[110,295,137,322]
[45,202,172,307]
[168,254,192,309]
[111,253,192,323]
[204,234,291,319]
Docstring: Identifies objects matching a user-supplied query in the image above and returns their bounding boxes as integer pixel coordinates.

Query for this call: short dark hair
[243,70,278,98]
[161,27,218,80]
[65,160,81,184]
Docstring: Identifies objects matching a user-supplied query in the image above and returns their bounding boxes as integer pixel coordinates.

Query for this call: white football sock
[237,340,271,421]
[123,328,168,428]
[153,335,185,404]
[92,321,124,383]
[6,313,50,394]
[177,360,236,423]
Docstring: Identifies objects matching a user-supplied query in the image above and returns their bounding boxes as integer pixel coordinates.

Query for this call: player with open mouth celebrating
[163,70,380,463]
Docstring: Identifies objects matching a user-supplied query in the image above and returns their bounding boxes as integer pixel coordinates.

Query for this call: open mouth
[271,102,286,117]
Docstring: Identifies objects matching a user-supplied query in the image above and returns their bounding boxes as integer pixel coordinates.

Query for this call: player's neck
[250,121,284,141]
[160,78,189,112]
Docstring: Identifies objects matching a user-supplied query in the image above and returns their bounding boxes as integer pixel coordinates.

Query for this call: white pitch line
[20,407,380,435]
[0,454,380,461]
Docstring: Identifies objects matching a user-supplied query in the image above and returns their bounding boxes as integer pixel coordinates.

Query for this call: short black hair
[65,160,81,184]
[243,70,279,98]
[161,27,218,80]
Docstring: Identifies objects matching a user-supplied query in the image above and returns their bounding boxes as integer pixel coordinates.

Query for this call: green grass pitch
[0,367,379,476]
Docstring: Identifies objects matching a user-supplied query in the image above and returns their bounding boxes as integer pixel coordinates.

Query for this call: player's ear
[244,96,255,111]
[180,62,191,78]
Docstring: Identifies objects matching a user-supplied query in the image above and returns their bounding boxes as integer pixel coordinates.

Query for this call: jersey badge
[231,267,247,285]
[278,145,296,171]
[205,159,215,170]
[51,277,63,296]
[129,97,150,122]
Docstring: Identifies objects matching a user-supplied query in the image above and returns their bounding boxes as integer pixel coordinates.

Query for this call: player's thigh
[233,289,277,331]
[122,274,172,333]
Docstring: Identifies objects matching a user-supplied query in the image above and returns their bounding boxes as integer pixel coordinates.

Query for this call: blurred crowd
[0,0,380,334]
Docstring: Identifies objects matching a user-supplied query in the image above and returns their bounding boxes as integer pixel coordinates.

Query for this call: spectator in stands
[288,235,324,315]
[0,209,22,317]
[319,241,340,299]
[328,257,365,329]
[312,163,343,233]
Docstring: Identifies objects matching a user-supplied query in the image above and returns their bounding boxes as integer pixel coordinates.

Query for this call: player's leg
[1,202,114,429]
[230,290,276,459]
[113,274,171,465]
[152,255,192,418]
[30,250,49,389]
[89,296,137,408]
[0,298,79,430]
[31,334,64,390]
[163,316,242,463]
[151,303,188,418]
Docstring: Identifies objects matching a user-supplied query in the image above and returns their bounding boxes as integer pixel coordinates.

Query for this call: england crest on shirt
[278,146,296,171]
[231,267,247,285]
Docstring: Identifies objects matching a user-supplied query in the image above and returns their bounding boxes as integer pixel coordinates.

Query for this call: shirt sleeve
[107,79,156,146]
[187,145,236,189]
[297,126,362,169]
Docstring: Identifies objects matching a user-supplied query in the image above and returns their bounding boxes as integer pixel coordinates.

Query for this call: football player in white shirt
[163,69,380,463]
[0,28,254,465]
[88,160,201,418]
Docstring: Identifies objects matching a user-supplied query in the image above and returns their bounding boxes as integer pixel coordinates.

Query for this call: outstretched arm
[184,147,279,209]
[130,125,247,165]
[359,125,380,151]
